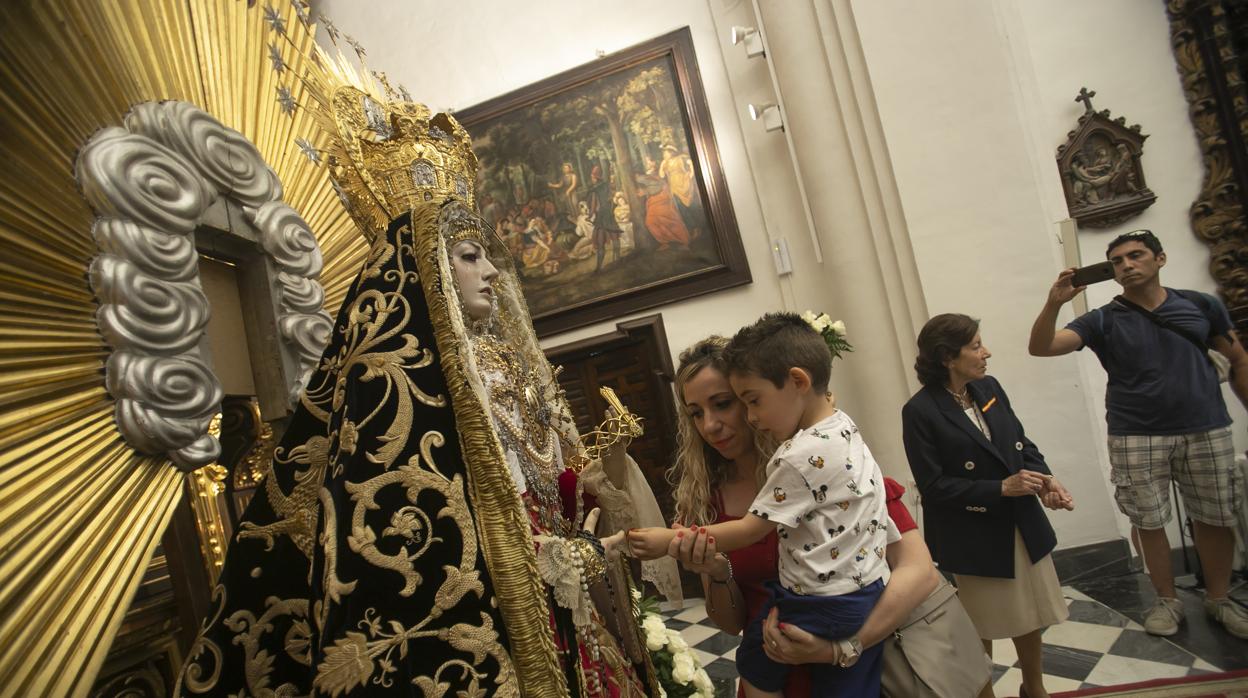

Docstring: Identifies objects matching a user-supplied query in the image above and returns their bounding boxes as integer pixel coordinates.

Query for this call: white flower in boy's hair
[672,651,697,684]
[830,319,846,336]
[800,310,819,324]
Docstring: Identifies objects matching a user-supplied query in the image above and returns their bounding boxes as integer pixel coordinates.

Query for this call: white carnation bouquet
[800,310,853,362]
[635,591,715,698]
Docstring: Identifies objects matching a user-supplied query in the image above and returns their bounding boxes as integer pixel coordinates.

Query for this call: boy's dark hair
[1106,229,1163,259]
[724,312,831,392]
[914,313,980,387]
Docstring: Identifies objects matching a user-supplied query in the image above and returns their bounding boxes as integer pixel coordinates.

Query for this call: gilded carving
[1167,0,1248,332]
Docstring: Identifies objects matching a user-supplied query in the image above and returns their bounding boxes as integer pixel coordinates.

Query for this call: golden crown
[268,11,479,241]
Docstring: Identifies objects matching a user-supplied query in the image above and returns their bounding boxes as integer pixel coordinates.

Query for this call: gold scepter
[571,387,644,472]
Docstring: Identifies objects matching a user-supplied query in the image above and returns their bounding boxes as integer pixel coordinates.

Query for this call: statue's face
[450,240,498,322]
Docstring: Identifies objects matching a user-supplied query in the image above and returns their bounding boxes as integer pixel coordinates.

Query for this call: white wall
[850,0,1121,547]
[851,0,1244,550]
[1011,0,1248,547]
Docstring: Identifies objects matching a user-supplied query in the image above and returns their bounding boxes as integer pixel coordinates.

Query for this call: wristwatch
[836,636,863,668]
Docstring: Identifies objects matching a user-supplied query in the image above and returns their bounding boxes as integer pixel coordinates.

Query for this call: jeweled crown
[267,11,478,241]
[325,89,479,241]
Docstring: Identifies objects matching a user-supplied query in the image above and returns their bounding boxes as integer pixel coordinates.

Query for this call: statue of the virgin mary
[176,40,679,697]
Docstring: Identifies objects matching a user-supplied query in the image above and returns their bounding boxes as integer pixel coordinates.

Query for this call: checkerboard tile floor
[659,585,1229,697]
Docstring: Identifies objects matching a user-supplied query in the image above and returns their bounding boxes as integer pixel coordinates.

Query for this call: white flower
[642,615,668,651]
[800,310,818,324]
[665,629,688,652]
[671,651,697,684]
[830,319,846,336]
[812,315,831,332]
[693,669,714,695]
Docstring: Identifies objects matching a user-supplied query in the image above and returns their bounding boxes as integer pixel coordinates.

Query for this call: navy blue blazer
[900,375,1057,578]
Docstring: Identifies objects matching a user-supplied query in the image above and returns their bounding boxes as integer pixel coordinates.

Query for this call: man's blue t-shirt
[1066,289,1232,436]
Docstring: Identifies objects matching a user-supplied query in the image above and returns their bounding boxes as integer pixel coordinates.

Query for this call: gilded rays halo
[0,1,366,694]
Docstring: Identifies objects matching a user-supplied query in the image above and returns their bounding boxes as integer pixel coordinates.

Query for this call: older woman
[902,313,1073,698]
[663,337,987,697]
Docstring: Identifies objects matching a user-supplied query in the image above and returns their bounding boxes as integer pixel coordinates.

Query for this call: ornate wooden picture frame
[456,27,750,337]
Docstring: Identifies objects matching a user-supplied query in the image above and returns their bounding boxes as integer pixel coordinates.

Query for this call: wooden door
[545,315,679,519]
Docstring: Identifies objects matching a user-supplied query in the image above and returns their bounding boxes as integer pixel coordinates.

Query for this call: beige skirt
[954,529,1069,640]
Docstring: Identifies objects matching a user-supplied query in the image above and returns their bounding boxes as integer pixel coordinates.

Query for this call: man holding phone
[1029,230,1248,640]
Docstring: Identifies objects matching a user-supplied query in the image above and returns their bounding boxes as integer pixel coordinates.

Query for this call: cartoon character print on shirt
[811,484,828,503]
[817,571,836,583]
[829,546,840,560]
[827,524,845,538]
[874,546,885,559]
[773,487,787,503]
[846,479,862,496]
[808,455,825,469]
[852,573,866,588]
[855,547,868,563]
[835,500,851,511]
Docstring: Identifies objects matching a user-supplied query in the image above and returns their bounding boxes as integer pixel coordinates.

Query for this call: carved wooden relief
[1167,0,1248,334]
[1057,88,1157,229]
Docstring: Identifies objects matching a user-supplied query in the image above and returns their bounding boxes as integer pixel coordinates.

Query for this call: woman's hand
[1001,470,1047,497]
[1040,476,1075,511]
[668,524,730,580]
[761,607,840,665]
[627,527,677,561]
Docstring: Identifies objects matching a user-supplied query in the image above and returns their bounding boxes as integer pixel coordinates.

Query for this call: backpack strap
[1171,288,1229,343]
[1114,294,1214,356]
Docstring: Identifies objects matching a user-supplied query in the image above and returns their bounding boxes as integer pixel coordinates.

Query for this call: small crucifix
[1075,87,1097,114]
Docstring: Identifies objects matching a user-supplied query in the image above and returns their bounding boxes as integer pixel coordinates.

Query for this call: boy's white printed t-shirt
[747,410,895,596]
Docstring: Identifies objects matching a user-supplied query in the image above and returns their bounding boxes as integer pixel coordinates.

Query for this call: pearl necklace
[473,333,570,537]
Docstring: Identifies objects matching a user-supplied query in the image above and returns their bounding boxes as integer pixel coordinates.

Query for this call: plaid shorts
[1107,426,1238,529]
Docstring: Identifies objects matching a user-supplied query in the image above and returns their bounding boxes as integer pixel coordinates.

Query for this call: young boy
[629,313,895,698]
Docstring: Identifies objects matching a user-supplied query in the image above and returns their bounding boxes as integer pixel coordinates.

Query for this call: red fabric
[557,468,597,523]
[644,186,691,247]
[717,476,915,697]
[884,477,917,534]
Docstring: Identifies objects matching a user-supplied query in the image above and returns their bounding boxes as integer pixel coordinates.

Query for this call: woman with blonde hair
[664,336,989,697]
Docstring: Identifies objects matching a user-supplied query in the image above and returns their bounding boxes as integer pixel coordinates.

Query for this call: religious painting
[456,27,750,336]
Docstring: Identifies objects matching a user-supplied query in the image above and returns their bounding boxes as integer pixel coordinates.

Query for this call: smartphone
[1070,261,1115,287]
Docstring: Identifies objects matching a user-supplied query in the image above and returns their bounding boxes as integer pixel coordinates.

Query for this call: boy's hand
[627,527,677,561]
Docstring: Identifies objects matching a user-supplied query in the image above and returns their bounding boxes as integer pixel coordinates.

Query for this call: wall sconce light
[730,25,765,58]
[748,103,783,132]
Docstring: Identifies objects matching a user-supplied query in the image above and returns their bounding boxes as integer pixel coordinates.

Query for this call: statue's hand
[583,507,602,535]
[600,529,626,555]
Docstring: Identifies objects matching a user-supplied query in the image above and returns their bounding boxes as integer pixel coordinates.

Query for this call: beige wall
[319,0,1238,552]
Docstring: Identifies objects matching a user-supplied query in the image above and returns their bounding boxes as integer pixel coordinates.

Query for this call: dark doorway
[545,314,679,520]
